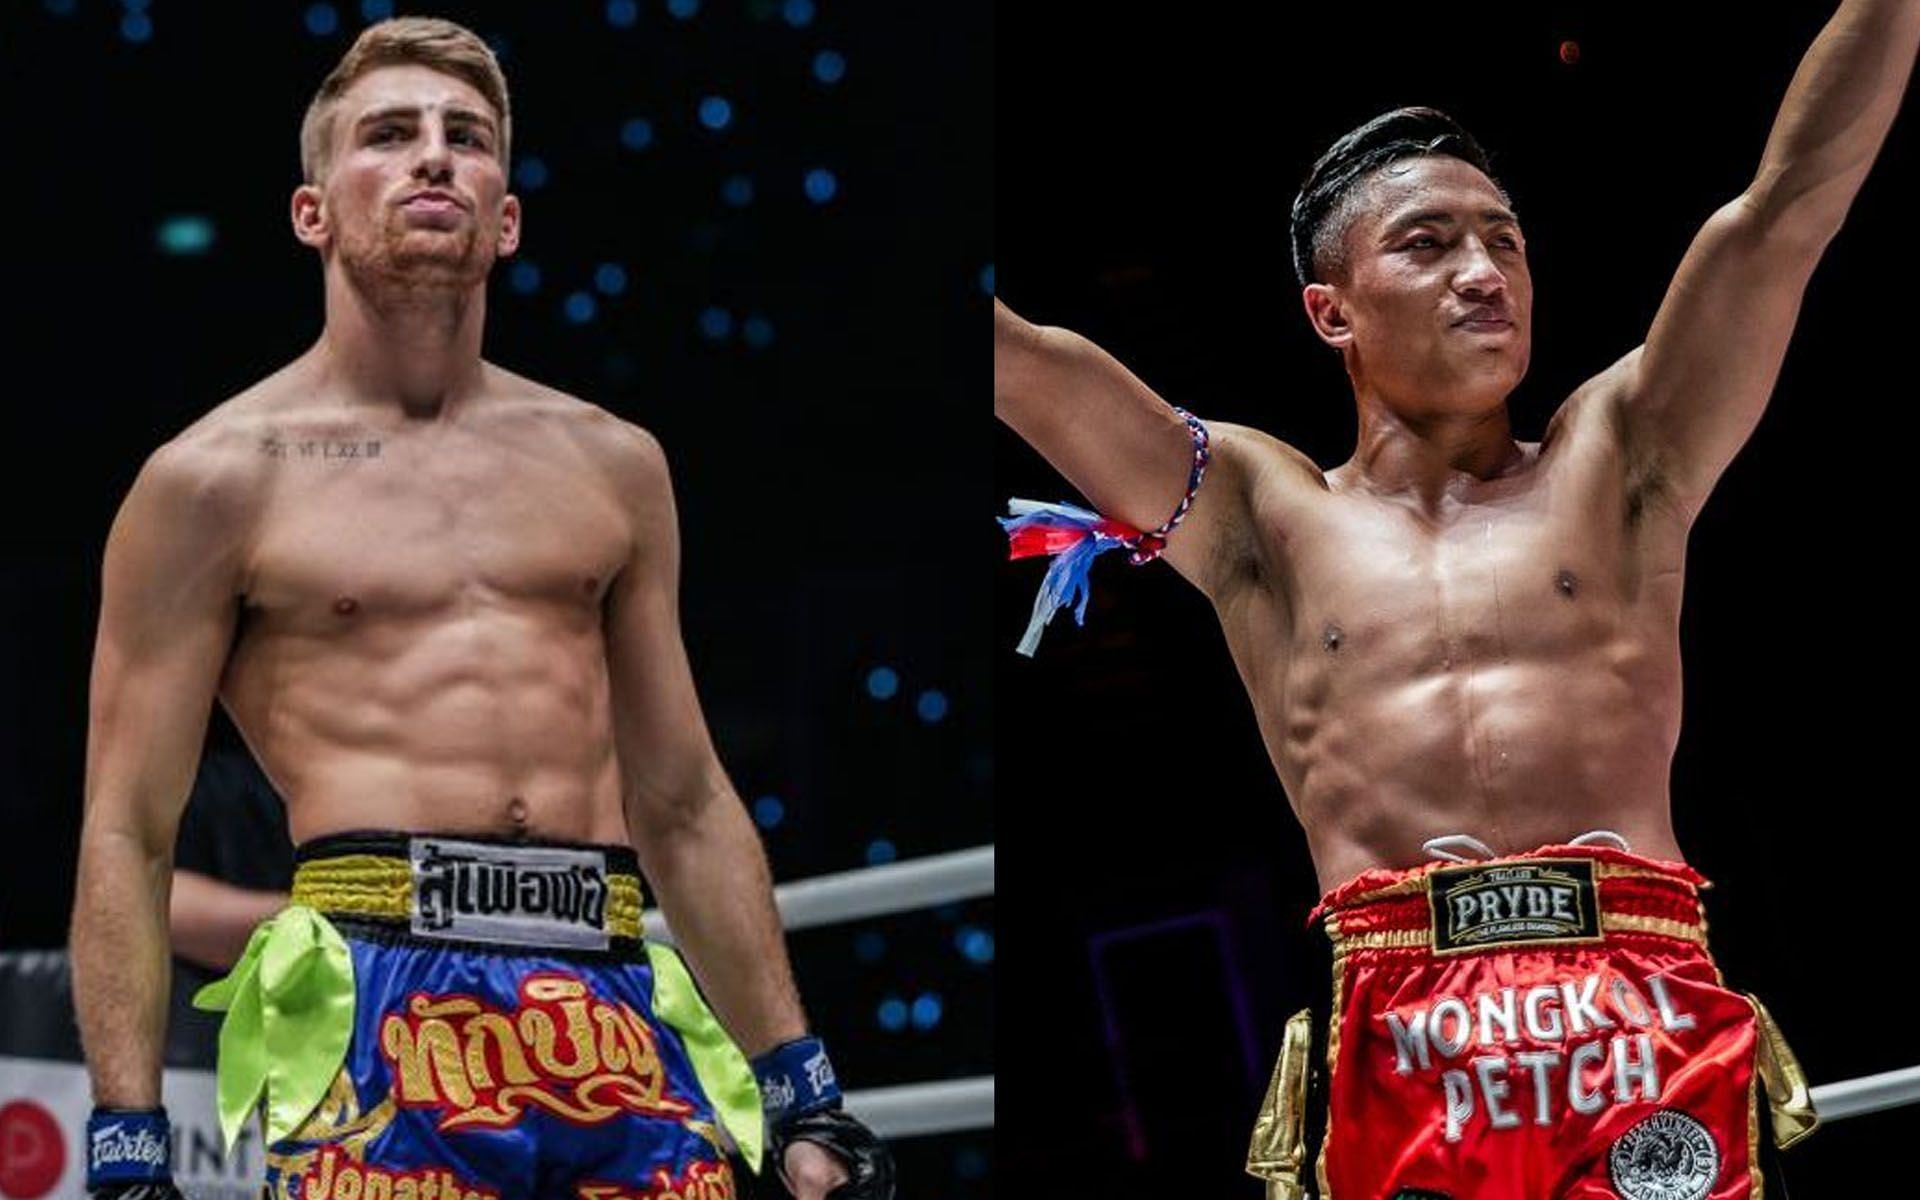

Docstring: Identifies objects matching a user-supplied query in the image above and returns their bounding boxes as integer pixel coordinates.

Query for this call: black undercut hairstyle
[1289,107,1505,288]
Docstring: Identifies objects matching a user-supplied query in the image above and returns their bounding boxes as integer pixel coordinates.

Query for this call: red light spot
[0,1100,67,1198]
[1559,39,1581,65]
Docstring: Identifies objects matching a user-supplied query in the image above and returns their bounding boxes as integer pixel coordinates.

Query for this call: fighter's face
[1306,156,1532,415]
[296,64,520,287]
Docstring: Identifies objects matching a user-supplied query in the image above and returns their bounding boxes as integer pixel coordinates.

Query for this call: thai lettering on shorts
[577,1161,738,1200]
[381,972,695,1131]
[1380,970,1699,1142]
[411,838,612,949]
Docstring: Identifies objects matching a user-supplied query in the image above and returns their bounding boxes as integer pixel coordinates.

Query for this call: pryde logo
[1432,860,1599,953]
[88,1122,167,1170]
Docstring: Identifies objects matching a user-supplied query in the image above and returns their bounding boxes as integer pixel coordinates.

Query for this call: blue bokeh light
[812,49,846,85]
[698,306,734,341]
[606,0,639,29]
[752,794,785,829]
[877,996,908,1032]
[865,839,897,867]
[864,667,899,700]
[915,689,949,724]
[594,263,629,296]
[782,0,815,28]
[303,4,339,37]
[910,992,944,1031]
[804,168,838,204]
[742,315,775,350]
[509,260,542,295]
[854,931,886,963]
[119,12,153,41]
[955,926,995,965]
[698,96,733,131]
[621,118,655,151]
[564,292,598,324]
[513,157,549,191]
[667,0,700,18]
[360,0,394,20]
[721,174,754,209]
[979,263,995,294]
[156,216,216,257]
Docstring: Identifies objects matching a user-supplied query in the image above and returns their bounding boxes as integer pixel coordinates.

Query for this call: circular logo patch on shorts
[1608,1109,1720,1200]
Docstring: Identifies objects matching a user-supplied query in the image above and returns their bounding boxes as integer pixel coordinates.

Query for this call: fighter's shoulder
[485,367,671,494]
[124,388,283,531]
[1545,347,1644,450]
[1207,420,1328,502]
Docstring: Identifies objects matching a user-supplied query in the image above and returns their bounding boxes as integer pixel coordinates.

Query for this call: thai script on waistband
[409,838,613,950]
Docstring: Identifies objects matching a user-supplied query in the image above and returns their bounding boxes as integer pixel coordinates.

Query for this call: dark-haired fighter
[997,4,1916,1197]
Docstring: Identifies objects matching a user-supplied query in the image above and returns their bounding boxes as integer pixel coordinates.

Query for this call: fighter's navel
[507,796,529,838]
[333,595,360,616]
[1322,621,1345,654]
[1555,569,1578,599]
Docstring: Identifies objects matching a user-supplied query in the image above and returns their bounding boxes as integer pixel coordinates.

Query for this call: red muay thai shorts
[1245,845,1818,1200]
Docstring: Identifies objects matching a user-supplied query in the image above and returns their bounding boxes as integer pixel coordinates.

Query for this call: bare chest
[1274,489,1649,679]
[242,433,631,625]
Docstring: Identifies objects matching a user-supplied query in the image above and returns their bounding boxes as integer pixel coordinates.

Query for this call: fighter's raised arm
[1618,0,1920,521]
[995,296,1271,594]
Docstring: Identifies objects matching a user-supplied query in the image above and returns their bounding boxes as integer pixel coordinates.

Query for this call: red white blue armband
[1000,408,1211,656]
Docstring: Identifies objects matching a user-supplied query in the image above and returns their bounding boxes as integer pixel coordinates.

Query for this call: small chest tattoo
[261,436,383,462]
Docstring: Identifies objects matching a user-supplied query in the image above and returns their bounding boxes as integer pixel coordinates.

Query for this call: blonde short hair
[299,16,511,183]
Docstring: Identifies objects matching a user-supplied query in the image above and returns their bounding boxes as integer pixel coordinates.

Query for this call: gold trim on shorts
[290,852,646,941]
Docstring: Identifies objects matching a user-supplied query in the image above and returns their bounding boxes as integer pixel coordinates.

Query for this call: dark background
[999,3,1917,1196]
[0,1,991,1195]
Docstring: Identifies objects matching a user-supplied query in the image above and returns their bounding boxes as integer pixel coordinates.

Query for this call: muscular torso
[1209,389,1692,892]
[208,363,638,847]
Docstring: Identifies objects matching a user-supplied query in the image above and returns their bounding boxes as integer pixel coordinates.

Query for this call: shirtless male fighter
[70,17,890,1200]
[998,3,1915,1196]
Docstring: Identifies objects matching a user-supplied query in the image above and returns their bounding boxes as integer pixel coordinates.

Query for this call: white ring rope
[642,844,995,942]
[1810,1063,1920,1122]
[842,1077,994,1138]
[641,846,998,1139]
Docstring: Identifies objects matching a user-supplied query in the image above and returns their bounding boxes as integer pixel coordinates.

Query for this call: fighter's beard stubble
[335,208,499,306]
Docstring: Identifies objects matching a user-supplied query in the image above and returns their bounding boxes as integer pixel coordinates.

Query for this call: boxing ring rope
[1810,1064,1920,1122]
[641,845,996,942]
[643,844,997,1140]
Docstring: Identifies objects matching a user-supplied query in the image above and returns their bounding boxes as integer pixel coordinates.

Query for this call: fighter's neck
[317,273,488,416]
[1337,401,1525,512]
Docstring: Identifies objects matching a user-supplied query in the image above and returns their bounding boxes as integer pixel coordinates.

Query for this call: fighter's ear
[291,183,328,250]
[1303,282,1352,350]
[496,192,522,258]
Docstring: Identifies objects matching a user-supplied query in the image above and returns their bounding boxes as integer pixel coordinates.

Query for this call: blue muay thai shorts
[197,832,755,1200]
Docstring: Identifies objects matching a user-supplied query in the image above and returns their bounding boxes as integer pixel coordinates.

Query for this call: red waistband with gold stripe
[1311,844,1711,956]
